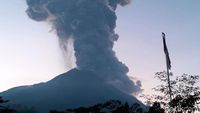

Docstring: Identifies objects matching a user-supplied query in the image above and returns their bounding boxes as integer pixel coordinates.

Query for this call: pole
[162,32,173,112]
[167,68,173,113]
[166,60,172,102]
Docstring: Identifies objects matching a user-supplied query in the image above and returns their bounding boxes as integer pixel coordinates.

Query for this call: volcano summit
[1,0,144,112]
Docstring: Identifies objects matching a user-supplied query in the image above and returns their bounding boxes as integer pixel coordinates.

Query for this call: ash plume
[26,0,141,94]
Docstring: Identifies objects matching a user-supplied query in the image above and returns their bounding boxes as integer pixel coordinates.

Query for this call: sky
[0,0,199,95]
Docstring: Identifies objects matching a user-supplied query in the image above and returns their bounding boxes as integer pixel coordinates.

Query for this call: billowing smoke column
[26,0,142,94]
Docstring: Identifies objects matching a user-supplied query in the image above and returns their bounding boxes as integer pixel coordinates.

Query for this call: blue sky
[0,0,199,94]
[115,0,200,93]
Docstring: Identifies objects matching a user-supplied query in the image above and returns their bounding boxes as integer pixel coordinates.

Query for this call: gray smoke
[26,0,142,94]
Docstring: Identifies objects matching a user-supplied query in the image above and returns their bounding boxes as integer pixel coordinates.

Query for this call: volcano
[1,1,146,112]
[0,69,145,113]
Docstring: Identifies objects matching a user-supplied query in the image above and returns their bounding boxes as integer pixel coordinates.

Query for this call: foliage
[141,71,200,113]
[50,100,147,113]
[0,97,16,113]
[148,102,164,113]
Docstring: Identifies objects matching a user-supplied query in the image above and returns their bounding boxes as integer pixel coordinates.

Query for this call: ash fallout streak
[26,0,141,94]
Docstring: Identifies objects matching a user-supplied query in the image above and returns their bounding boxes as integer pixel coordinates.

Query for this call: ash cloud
[26,0,141,94]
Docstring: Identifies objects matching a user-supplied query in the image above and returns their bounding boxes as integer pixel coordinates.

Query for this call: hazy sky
[0,0,199,94]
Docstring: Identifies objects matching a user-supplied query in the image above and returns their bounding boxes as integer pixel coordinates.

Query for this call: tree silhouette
[148,102,164,113]
[49,100,147,113]
[0,97,16,113]
[141,71,200,113]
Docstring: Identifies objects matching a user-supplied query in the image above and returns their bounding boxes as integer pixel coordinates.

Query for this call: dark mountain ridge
[1,69,145,113]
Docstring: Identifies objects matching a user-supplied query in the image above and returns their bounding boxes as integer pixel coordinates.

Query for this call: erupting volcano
[1,0,145,112]
[25,0,141,94]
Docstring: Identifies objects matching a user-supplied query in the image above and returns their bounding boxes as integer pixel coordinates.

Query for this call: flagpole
[166,57,172,102]
[166,67,173,113]
[162,32,173,111]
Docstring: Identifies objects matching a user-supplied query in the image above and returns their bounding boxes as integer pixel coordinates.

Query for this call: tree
[148,102,164,113]
[141,71,200,113]
[0,97,16,113]
[50,100,147,113]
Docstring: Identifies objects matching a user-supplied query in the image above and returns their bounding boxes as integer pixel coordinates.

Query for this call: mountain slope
[0,69,145,113]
